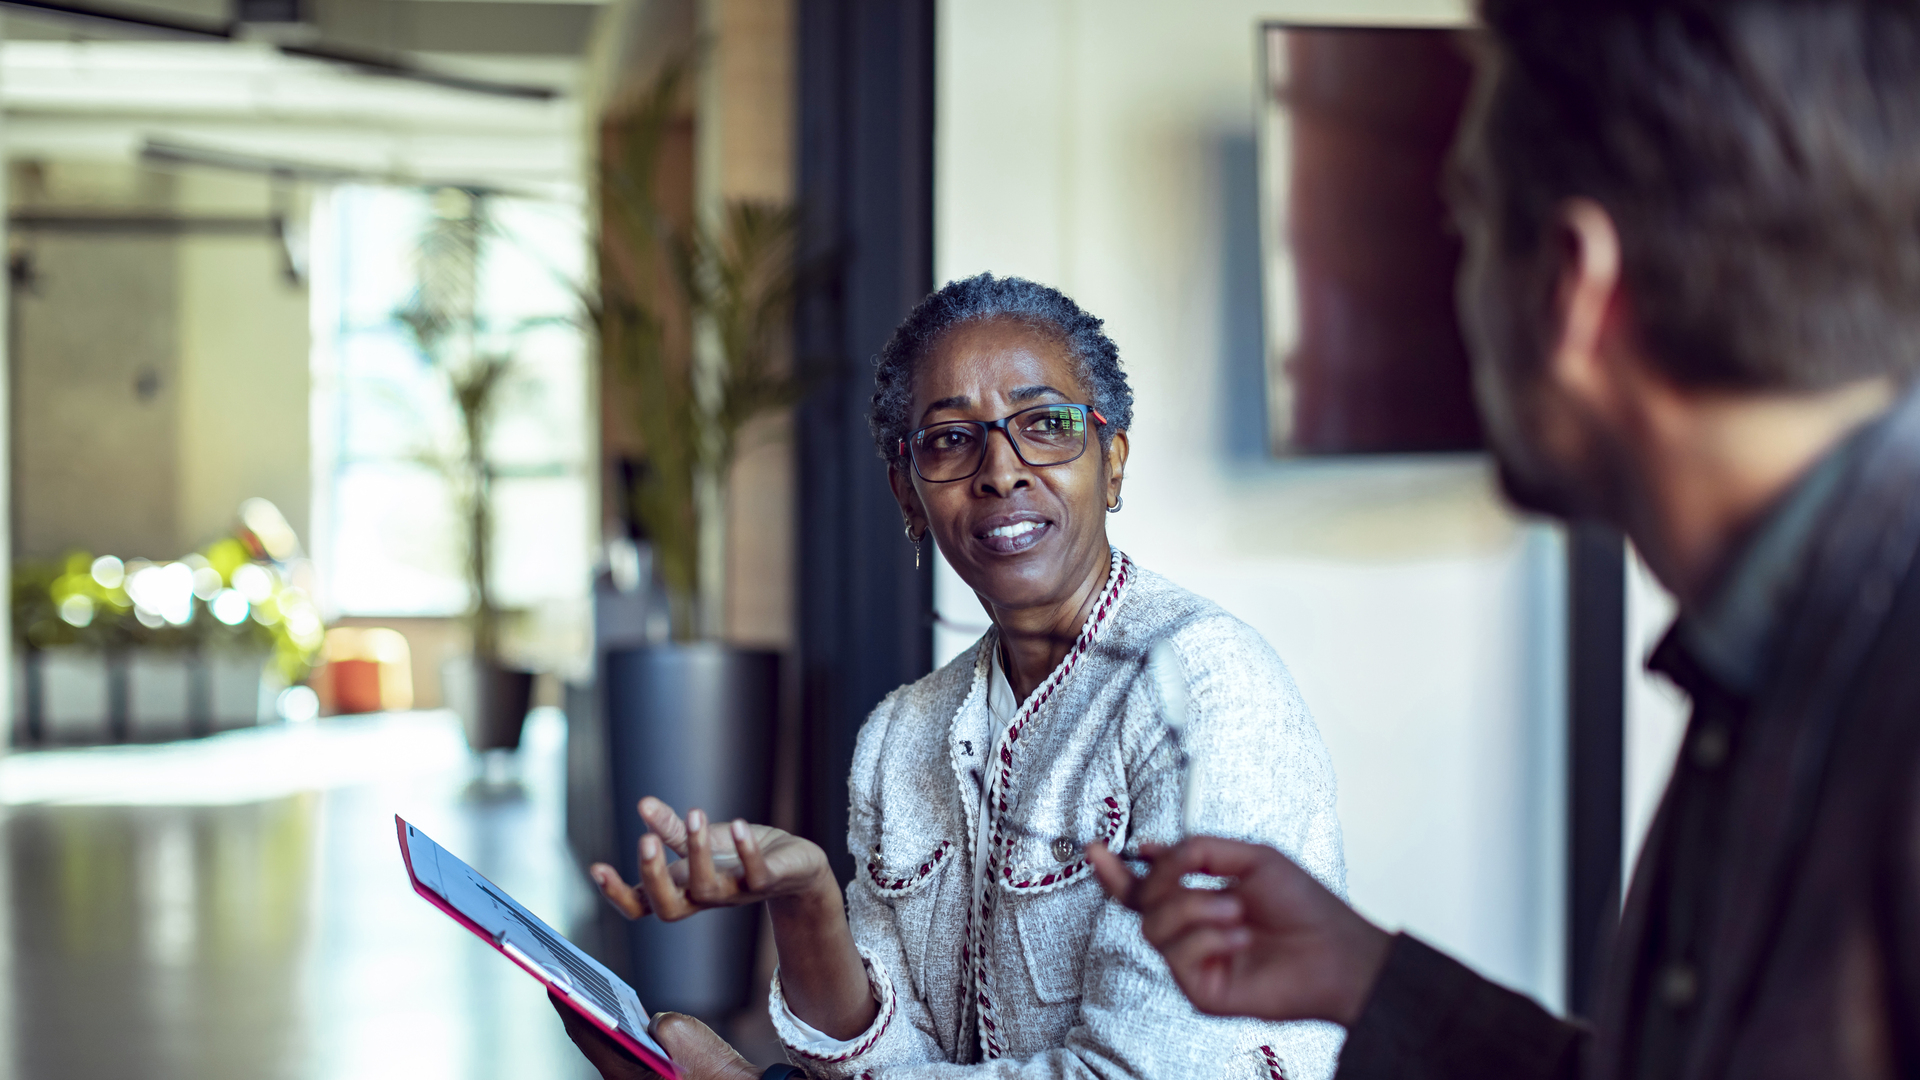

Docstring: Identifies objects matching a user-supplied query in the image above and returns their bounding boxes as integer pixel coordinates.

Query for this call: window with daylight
[309,185,590,620]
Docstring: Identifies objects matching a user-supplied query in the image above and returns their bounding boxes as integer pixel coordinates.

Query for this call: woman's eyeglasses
[900,402,1108,484]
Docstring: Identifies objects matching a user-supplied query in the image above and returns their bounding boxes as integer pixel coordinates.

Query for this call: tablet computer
[396,815,681,1079]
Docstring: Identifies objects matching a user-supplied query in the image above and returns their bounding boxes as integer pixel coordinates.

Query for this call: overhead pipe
[0,0,559,101]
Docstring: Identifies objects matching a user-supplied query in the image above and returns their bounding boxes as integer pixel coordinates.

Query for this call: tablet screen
[400,819,674,1066]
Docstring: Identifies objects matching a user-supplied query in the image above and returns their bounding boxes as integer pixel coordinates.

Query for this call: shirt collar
[987,642,1017,724]
[1664,417,1874,699]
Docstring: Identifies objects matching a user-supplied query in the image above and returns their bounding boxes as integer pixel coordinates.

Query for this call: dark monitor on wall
[1258,23,1481,455]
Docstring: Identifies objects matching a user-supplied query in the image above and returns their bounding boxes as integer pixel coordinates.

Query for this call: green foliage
[393,189,536,663]
[592,57,812,638]
[13,540,324,684]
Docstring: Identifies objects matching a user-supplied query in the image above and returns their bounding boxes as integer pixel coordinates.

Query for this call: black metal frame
[1567,524,1627,1017]
[904,403,1100,484]
[794,0,938,886]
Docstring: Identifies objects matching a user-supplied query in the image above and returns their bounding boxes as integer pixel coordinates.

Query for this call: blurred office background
[0,0,1692,1078]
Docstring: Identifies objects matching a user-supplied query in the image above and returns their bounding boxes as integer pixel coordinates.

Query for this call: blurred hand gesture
[1088,835,1391,1027]
[589,797,832,921]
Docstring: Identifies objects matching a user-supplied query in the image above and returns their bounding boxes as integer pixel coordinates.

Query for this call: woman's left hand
[551,991,760,1080]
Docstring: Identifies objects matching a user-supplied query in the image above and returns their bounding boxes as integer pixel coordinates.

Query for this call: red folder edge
[394,814,681,1079]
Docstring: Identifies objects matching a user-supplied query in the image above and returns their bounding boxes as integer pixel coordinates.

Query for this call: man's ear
[1545,198,1631,416]
[887,464,927,534]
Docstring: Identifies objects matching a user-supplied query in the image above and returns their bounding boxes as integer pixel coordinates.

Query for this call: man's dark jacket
[1336,385,1920,1080]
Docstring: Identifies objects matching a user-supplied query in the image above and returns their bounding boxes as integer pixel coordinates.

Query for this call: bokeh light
[232,563,274,603]
[89,555,125,589]
[277,685,320,723]
[58,594,94,627]
[127,561,195,626]
[210,589,250,626]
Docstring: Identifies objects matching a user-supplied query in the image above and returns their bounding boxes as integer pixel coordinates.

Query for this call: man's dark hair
[1468,0,1920,390]
[869,273,1134,464]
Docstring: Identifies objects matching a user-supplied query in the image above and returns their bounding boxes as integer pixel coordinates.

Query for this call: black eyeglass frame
[898,402,1110,484]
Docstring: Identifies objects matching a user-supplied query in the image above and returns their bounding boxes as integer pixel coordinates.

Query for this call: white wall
[177,171,312,551]
[1624,549,1688,877]
[10,162,309,561]
[935,0,1571,1009]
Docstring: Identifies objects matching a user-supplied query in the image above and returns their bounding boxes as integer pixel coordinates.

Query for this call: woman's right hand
[551,992,760,1080]
[590,797,834,921]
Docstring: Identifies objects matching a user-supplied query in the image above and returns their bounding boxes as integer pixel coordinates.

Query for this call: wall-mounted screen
[1259,23,1481,455]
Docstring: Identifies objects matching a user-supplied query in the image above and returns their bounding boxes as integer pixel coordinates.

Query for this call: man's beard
[1489,430,1585,520]
[1464,268,1608,523]
[1483,391,1628,527]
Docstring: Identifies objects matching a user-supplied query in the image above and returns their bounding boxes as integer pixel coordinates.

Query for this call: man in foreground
[1093,0,1920,1074]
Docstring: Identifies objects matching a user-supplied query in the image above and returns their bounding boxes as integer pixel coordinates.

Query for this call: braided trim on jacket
[770,949,898,1064]
[1003,796,1125,893]
[864,839,953,896]
[1259,1044,1288,1079]
[965,548,1133,1059]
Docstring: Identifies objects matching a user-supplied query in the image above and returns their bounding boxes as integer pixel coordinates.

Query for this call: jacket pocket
[998,792,1128,1005]
[861,838,954,898]
[996,794,1127,893]
[857,834,957,1010]
[1010,881,1100,1004]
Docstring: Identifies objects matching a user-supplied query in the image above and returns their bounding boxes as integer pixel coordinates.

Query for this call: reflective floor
[0,710,602,1080]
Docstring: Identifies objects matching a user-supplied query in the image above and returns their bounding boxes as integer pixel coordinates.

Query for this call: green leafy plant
[591,57,811,639]
[13,536,325,683]
[395,189,532,666]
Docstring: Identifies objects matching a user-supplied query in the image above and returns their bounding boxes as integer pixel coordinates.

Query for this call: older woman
[565,275,1346,1079]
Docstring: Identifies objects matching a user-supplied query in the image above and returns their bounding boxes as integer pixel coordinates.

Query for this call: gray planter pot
[441,657,536,752]
[604,643,778,1021]
[13,647,272,746]
[206,652,271,731]
[127,652,193,742]
[37,648,112,744]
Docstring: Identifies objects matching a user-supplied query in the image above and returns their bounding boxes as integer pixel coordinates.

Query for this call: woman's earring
[904,523,923,568]
[1107,495,1123,514]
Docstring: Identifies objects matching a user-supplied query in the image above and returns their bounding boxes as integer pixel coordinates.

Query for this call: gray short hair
[869,273,1134,464]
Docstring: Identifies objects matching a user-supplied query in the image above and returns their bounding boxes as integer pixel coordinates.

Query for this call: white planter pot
[440,656,476,730]
[207,652,271,730]
[10,652,26,746]
[14,647,276,745]
[127,652,192,742]
[40,649,111,744]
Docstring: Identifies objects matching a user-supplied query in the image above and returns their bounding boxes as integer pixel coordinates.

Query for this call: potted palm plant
[398,188,536,757]
[588,57,810,1019]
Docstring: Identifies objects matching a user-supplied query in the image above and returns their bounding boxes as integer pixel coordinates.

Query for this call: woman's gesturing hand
[590,796,878,1042]
[1087,835,1392,1028]
[589,797,832,921]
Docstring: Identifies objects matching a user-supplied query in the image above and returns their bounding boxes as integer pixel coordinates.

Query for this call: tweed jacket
[769,551,1348,1079]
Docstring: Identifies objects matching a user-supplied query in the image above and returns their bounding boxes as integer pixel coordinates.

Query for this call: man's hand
[551,992,760,1080]
[1088,835,1392,1027]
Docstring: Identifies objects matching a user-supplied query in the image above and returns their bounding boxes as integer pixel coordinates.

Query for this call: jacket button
[1691,725,1730,769]
[1659,962,1698,1008]
[1051,837,1077,863]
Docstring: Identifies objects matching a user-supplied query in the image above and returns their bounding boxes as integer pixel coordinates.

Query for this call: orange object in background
[328,658,384,714]
[320,628,415,714]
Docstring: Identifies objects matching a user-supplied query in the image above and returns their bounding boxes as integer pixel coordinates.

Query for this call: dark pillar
[1566,523,1626,1017]
[794,0,936,887]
